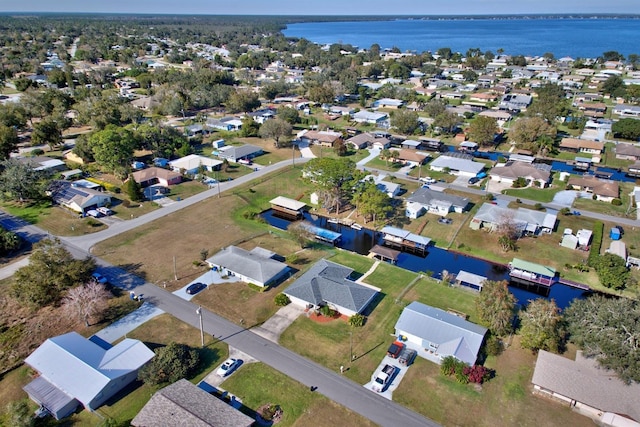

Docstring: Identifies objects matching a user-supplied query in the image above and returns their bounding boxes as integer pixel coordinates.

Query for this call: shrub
[587,221,604,267]
[483,334,503,357]
[319,305,336,317]
[463,365,491,384]
[247,283,267,292]
[534,203,543,210]
[200,249,209,261]
[349,313,366,327]
[138,342,201,386]
[274,293,290,306]
[611,198,622,206]
[30,148,45,156]
[559,207,571,216]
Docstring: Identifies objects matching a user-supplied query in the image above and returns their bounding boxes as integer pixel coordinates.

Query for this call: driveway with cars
[364,355,412,400]
[173,269,240,301]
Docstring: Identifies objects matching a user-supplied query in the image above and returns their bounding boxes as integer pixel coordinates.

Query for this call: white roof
[455,270,487,287]
[169,154,223,171]
[24,332,154,408]
[270,196,306,211]
[430,156,485,174]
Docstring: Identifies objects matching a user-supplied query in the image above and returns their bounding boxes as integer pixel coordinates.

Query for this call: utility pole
[196,306,204,348]
[349,330,354,363]
[173,255,178,280]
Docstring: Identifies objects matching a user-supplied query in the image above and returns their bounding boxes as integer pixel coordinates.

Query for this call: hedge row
[85,177,121,193]
[587,221,604,267]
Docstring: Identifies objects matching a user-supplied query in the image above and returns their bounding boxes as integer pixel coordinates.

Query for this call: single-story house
[216,144,263,163]
[205,246,289,288]
[247,107,276,124]
[352,110,388,125]
[401,139,422,150]
[567,176,619,202]
[206,117,243,131]
[429,154,485,178]
[169,154,223,174]
[615,143,640,161]
[47,181,112,215]
[532,350,640,425]
[559,138,604,156]
[489,161,551,188]
[628,161,640,177]
[17,156,66,173]
[24,332,154,420]
[373,98,404,109]
[470,203,557,235]
[405,187,470,218]
[298,130,343,147]
[362,174,401,198]
[395,149,430,165]
[131,379,254,427]
[394,301,487,366]
[498,93,532,111]
[345,132,388,150]
[131,167,182,187]
[283,259,379,317]
[613,103,640,117]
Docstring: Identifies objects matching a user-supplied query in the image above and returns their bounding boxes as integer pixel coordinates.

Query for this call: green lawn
[502,183,563,203]
[328,250,375,276]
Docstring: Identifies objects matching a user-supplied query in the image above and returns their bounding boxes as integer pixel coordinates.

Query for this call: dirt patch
[308,311,348,323]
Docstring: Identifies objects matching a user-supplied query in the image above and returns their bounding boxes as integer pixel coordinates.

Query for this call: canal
[262,210,590,309]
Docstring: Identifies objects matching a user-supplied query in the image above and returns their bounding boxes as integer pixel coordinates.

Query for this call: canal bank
[262,209,590,309]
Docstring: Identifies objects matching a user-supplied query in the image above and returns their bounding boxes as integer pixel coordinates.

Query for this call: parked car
[216,358,240,377]
[387,341,405,359]
[86,209,101,218]
[96,207,114,216]
[186,282,207,295]
[91,273,108,285]
[419,177,437,184]
[468,177,480,185]
[438,218,452,225]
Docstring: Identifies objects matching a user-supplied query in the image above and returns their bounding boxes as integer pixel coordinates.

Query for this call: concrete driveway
[251,303,305,342]
[552,190,585,206]
[93,302,164,344]
[364,355,411,400]
[173,269,240,301]
[201,347,258,387]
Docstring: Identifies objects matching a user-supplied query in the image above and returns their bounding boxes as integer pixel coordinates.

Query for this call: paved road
[59,250,438,427]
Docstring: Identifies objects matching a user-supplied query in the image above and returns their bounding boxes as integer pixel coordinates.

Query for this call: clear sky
[2,0,640,15]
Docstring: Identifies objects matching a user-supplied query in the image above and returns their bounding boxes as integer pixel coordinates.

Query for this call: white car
[97,207,114,216]
[216,358,239,377]
[419,177,436,184]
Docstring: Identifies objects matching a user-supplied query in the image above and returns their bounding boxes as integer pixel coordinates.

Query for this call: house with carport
[216,144,263,163]
[470,203,557,235]
[489,161,551,188]
[205,246,289,288]
[429,153,485,178]
[283,259,379,317]
[169,154,223,174]
[532,350,640,426]
[567,176,619,202]
[394,302,487,365]
[23,332,154,420]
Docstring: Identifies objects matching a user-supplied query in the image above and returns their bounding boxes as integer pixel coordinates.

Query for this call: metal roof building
[206,246,289,288]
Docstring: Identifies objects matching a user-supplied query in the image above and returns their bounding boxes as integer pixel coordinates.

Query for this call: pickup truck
[372,364,397,392]
[387,341,405,358]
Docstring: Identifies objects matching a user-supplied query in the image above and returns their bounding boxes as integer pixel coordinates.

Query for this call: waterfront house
[283,259,379,317]
[169,154,223,174]
[470,203,557,235]
[405,187,470,218]
[131,167,182,187]
[205,246,289,288]
[559,138,604,156]
[394,302,487,366]
[352,110,388,126]
[429,154,485,178]
[489,161,551,188]
[615,143,640,161]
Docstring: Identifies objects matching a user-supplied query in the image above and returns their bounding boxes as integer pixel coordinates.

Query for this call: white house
[47,181,112,216]
[429,154,485,178]
[394,302,487,365]
[405,187,470,218]
[352,110,388,125]
[283,259,379,317]
[23,332,154,420]
[205,246,289,288]
[169,154,223,174]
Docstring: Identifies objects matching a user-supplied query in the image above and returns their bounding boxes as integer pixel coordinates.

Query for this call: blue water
[262,209,588,308]
[283,18,640,58]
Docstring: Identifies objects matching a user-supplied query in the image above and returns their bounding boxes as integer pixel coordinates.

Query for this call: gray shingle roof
[284,260,377,313]
[206,246,288,286]
[407,187,470,210]
[394,302,487,365]
[532,350,640,422]
[132,379,254,427]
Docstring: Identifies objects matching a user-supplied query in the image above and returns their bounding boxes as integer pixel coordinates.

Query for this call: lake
[283,18,640,58]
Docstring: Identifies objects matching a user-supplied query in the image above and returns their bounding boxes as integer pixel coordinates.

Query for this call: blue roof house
[395,302,487,365]
[23,332,154,420]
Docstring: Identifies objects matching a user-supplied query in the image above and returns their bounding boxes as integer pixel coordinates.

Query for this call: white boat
[351,223,363,230]
[327,218,339,224]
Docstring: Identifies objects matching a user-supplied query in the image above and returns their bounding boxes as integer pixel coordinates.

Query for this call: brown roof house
[132,167,182,188]
[299,130,343,147]
[567,176,619,202]
[532,350,640,425]
[489,161,551,188]
[132,379,254,427]
[559,138,604,156]
[615,143,640,161]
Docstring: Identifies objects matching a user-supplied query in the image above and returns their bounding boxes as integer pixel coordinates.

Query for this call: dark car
[468,177,480,185]
[186,282,207,295]
[438,218,452,225]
